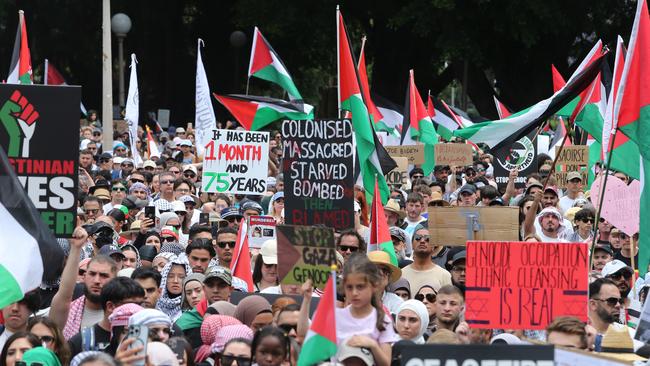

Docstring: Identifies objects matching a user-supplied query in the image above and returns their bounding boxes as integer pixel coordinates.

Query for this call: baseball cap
[451,250,467,265]
[240,201,263,215]
[337,342,374,366]
[221,207,243,221]
[85,221,114,236]
[567,171,583,181]
[525,180,544,195]
[601,259,633,278]
[178,195,196,205]
[175,127,186,134]
[99,152,112,160]
[204,267,233,286]
[459,184,477,195]
[94,188,111,201]
[183,165,198,175]
[544,186,559,197]
[271,191,284,202]
[143,160,156,169]
[113,157,125,165]
[260,239,277,265]
[179,139,192,147]
[171,201,186,213]
[121,158,134,166]
[99,245,126,259]
[123,195,148,210]
[593,244,614,256]
[389,227,407,243]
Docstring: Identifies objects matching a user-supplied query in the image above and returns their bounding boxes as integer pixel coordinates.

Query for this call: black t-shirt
[68,324,111,358]
[614,251,638,268]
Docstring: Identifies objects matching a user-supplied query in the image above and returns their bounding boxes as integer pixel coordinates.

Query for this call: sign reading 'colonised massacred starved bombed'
[202,129,269,195]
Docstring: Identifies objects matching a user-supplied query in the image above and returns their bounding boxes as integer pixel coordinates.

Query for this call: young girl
[250,326,290,366]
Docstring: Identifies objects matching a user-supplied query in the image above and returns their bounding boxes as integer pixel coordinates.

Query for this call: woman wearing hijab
[395,300,429,343]
[181,273,206,311]
[194,316,242,363]
[19,347,62,366]
[157,255,192,321]
[232,295,273,332]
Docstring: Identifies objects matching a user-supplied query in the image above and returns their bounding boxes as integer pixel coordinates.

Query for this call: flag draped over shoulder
[214,94,313,131]
[454,44,606,150]
[7,10,32,85]
[231,218,254,292]
[401,70,439,175]
[338,9,395,203]
[611,0,650,276]
[195,39,217,156]
[369,177,398,266]
[297,272,337,366]
[0,147,62,308]
[248,27,303,101]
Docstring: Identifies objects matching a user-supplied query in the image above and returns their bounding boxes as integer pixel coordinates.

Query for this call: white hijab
[396,299,429,344]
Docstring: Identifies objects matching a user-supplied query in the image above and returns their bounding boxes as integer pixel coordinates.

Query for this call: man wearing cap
[448,251,466,294]
[602,260,634,299]
[457,185,477,207]
[559,171,584,214]
[143,159,157,172]
[98,245,127,271]
[401,225,452,295]
[614,232,638,268]
[179,140,195,164]
[179,195,200,225]
[97,152,113,172]
[593,244,614,273]
[389,227,411,264]
[220,207,243,228]
[541,186,561,210]
[240,201,264,219]
[183,165,198,184]
[202,267,234,304]
[368,251,403,315]
[384,199,405,228]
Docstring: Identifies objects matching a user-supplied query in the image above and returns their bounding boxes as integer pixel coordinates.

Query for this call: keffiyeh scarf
[156,254,192,322]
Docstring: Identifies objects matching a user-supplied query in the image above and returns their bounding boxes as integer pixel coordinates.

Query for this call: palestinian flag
[493,95,511,119]
[145,125,161,158]
[552,64,582,118]
[248,27,303,101]
[612,0,650,275]
[549,117,572,158]
[7,10,32,85]
[214,94,313,131]
[0,147,63,308]
[231,218,254,292]
[369,177,398,266]
[338,10,395,203]
[428,98,460,141]
[454,44,605,150]
[357,39,389,133]
[401,70,439,175]
[44,59,88,116]
[575,36,640,180]
[371,93,403,145]
[297,272,337,366]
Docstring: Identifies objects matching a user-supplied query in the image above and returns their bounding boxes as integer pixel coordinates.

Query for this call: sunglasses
[278,323,297,334]
[581,218,594,223]
[93,132,101,136]
[217,241,236,249]
[100,158,111,163]
[413,234,430,242]
[162,236,177,242]
[112,187,127,192]
[220,355,251,366]
[121,164,134,168]
[609,271,632,280]
[131,178,144,184]
[595,297,624,307]
[339,245,359,253]
[84,208,99,214]
[412,175,424,179]
[38,335,55,344]
[184,172,196,178]
[415,293,436,303]
[161,180,174,185]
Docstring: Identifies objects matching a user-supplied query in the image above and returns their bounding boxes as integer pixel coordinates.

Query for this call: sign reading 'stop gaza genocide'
[282,119,354,230]
[202,129,269,194]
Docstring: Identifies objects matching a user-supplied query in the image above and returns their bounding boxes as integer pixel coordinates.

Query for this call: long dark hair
[252,255,278,288]
[342,253,386,331]
[517,195,539,225]
[27,317,71,366]
[251,326,290,366]
[0,332,40,366]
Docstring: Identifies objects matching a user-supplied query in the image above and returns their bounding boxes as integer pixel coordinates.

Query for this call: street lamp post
[111,13,132,108]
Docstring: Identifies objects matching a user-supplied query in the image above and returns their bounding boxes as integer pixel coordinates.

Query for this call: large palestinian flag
[248,27,303,101]
[297,272,337,366]
[357,40,389,133]
[0,146,63,308]
[214,94,313,131]
[7,10,32,85]
[454,43,605,150]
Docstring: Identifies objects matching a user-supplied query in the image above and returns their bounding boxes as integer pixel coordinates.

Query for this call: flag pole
[43,58,48,85]
[336,5,341,119]
[246,77,250,95]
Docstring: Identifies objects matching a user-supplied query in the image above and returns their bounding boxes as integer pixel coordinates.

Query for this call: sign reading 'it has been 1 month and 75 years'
[202,129,270,195]
[281,119,354,230]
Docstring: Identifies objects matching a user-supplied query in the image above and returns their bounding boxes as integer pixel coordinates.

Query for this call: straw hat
[367,251,401,284]
[428,191,450,207]
[384,199,405,219]
[598,324,647,362]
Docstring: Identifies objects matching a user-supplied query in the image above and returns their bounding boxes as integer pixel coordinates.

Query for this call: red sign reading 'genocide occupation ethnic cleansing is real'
[465,241,589,329]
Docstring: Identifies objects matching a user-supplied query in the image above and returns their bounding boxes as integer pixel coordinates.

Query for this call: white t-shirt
[335,306,399,346]
[558,193,583,214]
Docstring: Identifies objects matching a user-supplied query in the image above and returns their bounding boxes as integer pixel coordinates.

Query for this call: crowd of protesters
[1,113,647,366]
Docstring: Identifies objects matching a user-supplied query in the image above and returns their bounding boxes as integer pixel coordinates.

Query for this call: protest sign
[555,145,589,165]
[0,84,81,237]
[384,145,424,165]
[427,207,519,246]
[590,175,640,236]
[202,129,269,195]
[554,170,589,188]
[465,241,589,329]
[492,130,537,189]
[385,157,408,186]
[248,215,276,249]
[434,143,473,166]
[400,344,554,366]
[282,119,354,229]
[276,224,335,290]
[555,348,629,366]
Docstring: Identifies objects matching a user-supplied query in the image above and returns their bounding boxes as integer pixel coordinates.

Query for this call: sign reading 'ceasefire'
[202,129,270,195]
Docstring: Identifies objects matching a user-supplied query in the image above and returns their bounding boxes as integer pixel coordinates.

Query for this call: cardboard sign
[248,215,276,249]
[492,130,537,189]
[282,119,354,229]
[400,344,554,366]
[555,145,589,165]
[0,85,81,237]
[434,143,473,166]
[465,241,589,329]
[427,207,519,246]
[202,129,270,194]
[554,170,589,188]
[384,145,424,165]
[590,175,640,236]
[276,224,336,290]
[385,157,408,186]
